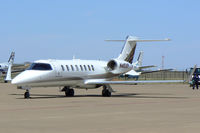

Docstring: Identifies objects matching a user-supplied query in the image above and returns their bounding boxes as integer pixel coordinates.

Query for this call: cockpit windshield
[28,63,52,71]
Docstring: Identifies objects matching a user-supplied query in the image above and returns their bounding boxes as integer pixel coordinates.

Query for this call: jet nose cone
[11,71,29,85]
[11,78,16,84]
[11,75,24,85]
[11,77,20,85]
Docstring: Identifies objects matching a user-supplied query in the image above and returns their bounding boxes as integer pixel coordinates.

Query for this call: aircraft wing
[139,65,156,70]
[85,79,184,85]
[141,69,173,74]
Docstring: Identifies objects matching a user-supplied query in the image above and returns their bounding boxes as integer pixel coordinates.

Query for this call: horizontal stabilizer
[105,38,171,42]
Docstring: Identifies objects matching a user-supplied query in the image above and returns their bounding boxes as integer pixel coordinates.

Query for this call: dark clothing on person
[192,75,199,89]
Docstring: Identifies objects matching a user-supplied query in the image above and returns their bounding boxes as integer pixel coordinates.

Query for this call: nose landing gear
[24,90,30,99]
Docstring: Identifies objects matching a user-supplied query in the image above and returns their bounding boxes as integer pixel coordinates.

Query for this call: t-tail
[105,36,170,77]
[106,35,170,64]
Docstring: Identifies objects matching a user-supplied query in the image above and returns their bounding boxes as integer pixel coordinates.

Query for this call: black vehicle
[189,67,200,86]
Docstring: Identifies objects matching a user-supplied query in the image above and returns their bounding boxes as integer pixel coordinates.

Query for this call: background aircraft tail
[5,52,15,82]
[8,52,15,64]
[133,51,156,71]
[133,51,143,68]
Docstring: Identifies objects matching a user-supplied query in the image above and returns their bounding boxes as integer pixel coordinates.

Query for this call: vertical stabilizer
[135,51,144,67]
[5,52,15,82]
[117,36,137,63]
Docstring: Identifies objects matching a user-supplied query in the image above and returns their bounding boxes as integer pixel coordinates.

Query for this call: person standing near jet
[192,74,199,89]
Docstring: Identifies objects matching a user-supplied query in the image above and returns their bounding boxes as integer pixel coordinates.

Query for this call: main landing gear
[24,90,30,99]
[102,85,112,97]
[62,86,74,97]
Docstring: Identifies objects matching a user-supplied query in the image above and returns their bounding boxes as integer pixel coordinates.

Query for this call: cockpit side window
[28,63,52,71]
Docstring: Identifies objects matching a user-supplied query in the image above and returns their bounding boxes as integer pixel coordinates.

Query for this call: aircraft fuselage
[12,59,133,89]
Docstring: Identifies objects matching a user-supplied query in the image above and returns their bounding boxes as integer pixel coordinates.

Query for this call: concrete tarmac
[0,83,200,133]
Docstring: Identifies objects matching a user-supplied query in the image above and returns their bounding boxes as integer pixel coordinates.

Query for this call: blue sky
[0,0,199,70]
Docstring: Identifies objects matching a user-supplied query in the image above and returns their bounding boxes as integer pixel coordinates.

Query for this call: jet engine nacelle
[107,59,133,74]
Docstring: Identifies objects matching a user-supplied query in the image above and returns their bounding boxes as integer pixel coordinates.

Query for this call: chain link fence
[138,71,188,80]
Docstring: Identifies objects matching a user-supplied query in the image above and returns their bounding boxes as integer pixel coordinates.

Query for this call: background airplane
[11,36,183,99]
[133,51,156,71]
[121,51,156,79]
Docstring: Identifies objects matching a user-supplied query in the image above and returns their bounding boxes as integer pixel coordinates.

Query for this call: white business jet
[11,36,182,98]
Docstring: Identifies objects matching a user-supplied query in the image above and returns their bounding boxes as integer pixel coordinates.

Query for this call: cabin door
[51,62,63,77]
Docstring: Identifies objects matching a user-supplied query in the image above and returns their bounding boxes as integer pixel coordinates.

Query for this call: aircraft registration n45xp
[11,36,182,99]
